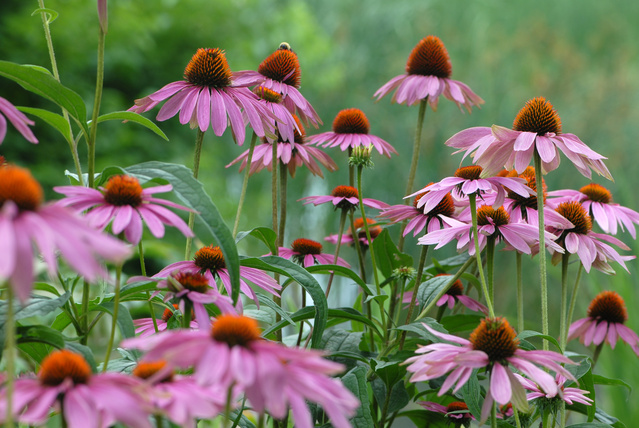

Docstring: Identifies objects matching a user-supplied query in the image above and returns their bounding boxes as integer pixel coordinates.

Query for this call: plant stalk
[469,193,494,317]
[325,209,348,299]
[232,132,258,236]
[534,152,549,350]
[184,129,205,259]
[102,263,122,372]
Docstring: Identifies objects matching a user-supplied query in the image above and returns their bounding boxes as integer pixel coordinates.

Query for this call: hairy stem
[565,264,584,344]
[399,245,429,351]
[102,263,122,372]
[325,209,348,299]
[560,253,570,351]
[486,236,496,305]
[516,252,524,333]
[534,152,549,350]
[232,132,258,236]
[88,24,106,188]
[469,193,494,317]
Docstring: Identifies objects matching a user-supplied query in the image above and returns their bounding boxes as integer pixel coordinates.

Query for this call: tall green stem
[398,245,429,351]
[534,152,549,350]
[3,286,15,427]
[565,264,583,344]
[349,212,367,283]
[270,143,282,341]
[486,236,495,305]
[325,209,348,299]
[356,166,381,295]
[398,98,428,251]
[560,253,570,351]
[102,263,122,372]
[88,25,106,188]
[184,129,205,259]
[278,161,288,253]
[232,132,258,236]
[516,252,524,333]
[139,241,158,333]
[182,300,193,329]
[468,193,495,317]
[81,280,90,345]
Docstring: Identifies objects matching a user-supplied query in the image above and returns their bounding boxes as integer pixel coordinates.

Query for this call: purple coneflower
[300,185,388,211]
[0,350,151,428]
[55,174,193,245]
[124,314,359,428]
[419,401,474,426]
[405,318,575,422]
[307,108,397,158]
[0,97,38,144]
[548,183,639,238]
[568,291,639,357]
[277,238,350,268]
[0,166,131,302]
[374,36,483,112]
[516,373,593,406]
[432,274,488,315]
[128,47,277,144]
[446,97,612,179]
[134,304,197,337]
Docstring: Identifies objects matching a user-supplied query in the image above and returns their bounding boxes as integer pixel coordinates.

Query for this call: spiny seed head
[132,361,173,383]
[332,108,370,135]
[193,245,226,272]
[469,317,519,363]
[454,165,482,180]
[477,206,510,227]
[580,183,612,204]
[184,48,233,88]
[253,86,282,104]
[39,350,92,386]
[0,165,43,211]
[103,175,143,207]
[170,272,209,294]
[506,167,545,209]
[425,192,455,218]
[446,401,471,419]
[555,201,592,235]
[588,291,627,324]
[513,97,562,136]
[161,304,180,322]
[291,238,322,255]
[350,217,382,241]
[406,36,452,78]
[258,46,301,88]
[211,314,262,347]
[331,185,359,199]
[392,266,416,281]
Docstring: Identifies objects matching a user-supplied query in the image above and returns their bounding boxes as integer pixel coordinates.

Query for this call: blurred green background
[1,0,638,425]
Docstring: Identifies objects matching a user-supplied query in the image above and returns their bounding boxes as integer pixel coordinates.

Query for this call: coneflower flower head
[0,96,38,144]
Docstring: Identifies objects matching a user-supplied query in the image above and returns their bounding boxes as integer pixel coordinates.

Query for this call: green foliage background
[1,0,638,424]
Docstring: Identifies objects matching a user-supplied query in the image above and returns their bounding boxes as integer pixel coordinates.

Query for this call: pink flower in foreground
[548,183,639,239]
[379,189,457,237]
[133,361,225,427]
[307,108,397,158]
[446,97,612,180]
[128,48,277,144]
[277,238,350,268]
[0,97,38,144]
[420,401,474,426]
[234,43,321,127]
[0,350,151,428]
[568,291,639,357]
[300,185,389,211]
[0,166,131,302]
[124,315,359,428]
[55,174,193,245]
[516,373,593,406]
[405,318,575,423]
[549,201,634,274]
[374,36,483,112]
[153,244,280,306]
[134,304,198,337]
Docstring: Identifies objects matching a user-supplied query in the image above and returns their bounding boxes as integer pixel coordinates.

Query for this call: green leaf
[371,228,413,278]
[235,227,278,255]
[16,325,65,349]
[119,279,158,301]
[371,376,410,414]
[228,410,256,428]
[441,314,483,333]
[516,330,562,352]
[94,302,136,339]
[0,61,88,135]
[342,366,374,428]
[305,264,376,295]
[255,294,294,326]
[426,254,470,273]
[124,161,240,303]
[0,293,70,326]
[322,329,363,370]
[31,8,58,23]
[96,111,168,140]
[241,256,328,348]
[565,423,613,428]
[416,276,449,307]
[395,318,448,343]
[458,370,483,419]
[372,360,406,388]
[17,107,72,142]
[592,374,632,394]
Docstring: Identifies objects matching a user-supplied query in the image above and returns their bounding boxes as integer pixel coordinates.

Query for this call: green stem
[139,241,158,333]
[491,401,497,428]
[398,245,429,351]
[542,409,551,428]
[516,252,524,333]
[185,129,205,259]
[232,132,258,237]
[271,142,279,244]
[102,263,122,372]
[278,161,288,255]
[513,407,523,428]
[81,281,90,345]
[435,304,446,322]
[325,209,348,299]
[565,265,583,344]
[399,98,428,251]
[486,236,495,305]
[182,300,193,329]
[385,279,400,345]
[469,193,495,317]
[560,253,570,351]
[3,286,15,428]
[534,152,549,350]
[223,384,234,428]
[88,25,106,189]
[592,343,604,368]
[154,415,164,428]
[349,212,367,283]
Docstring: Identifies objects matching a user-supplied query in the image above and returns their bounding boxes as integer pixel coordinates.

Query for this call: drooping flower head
[277,238,350,268]
[447,97,612,180]
[516,373,593,409]
[568,291,639,357]
[128,47,280,144]
[134,303,198,337]
[0,350,151,428]
[419,401,474,427]
[308,108,397,158]
[374,36,484,112]
[55,174,194,245]
[325,217,383,247]
[432,274,488,315]
[0,166,131,302]
[0,97,38,144]
[300,185,388,211]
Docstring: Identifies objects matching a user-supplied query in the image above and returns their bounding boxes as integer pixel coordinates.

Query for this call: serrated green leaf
[96,111,168,140]
[342,366,374,428]
[372,376,410,414]
[17,106,72,142]
[235,227,278,255]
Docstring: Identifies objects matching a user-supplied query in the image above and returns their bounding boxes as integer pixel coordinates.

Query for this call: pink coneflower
[226,114,337,178]
[446,97,612,180]
[152,244,280,305]
[134,304,197,337]
[516,373,593,406]
[419,401,474,426]
[432,274,488,315]
[133,361,225,427]
[55,175,193,245]
[405,318,575,422]
[374,36,483,112]
[300,185,389,211]
[548,183,639,239]
[234,43,321,128]
[410,166,534,216]
[124,314,359,428]
[325,217,383,247]
[0,166,131,302]
[277,238,350,268]
[419,205,564,255]
[549,201,634,274]
[128,47,277,144]
[307,108,397,158]
[0,97,38,144]
[568,291,639,357]
[379,188,456,237]
[0,350,151,428]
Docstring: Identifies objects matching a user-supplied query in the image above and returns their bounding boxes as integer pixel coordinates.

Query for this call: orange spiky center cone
[132,360,174,383]
[477,206,510,227]
[170,272,209,294]
[454,165,482,180]
[103,175,143,207]
[469,317,519,363]
[580,183,612,204]
[39,350,92,386]
[446,401,471,418]
[258,44,301,88]
[184,48,233,88]
[211,314,262,347]
[506,166,545,209]
[332,108,370,135]
[350,217,382,241]
[0,165,43,211]
[193,245,226,272]
[588,291,627,324]
[555,201,592,235]
[513,97,562,136]
[406,35,452,78]
[291,238,322,255]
